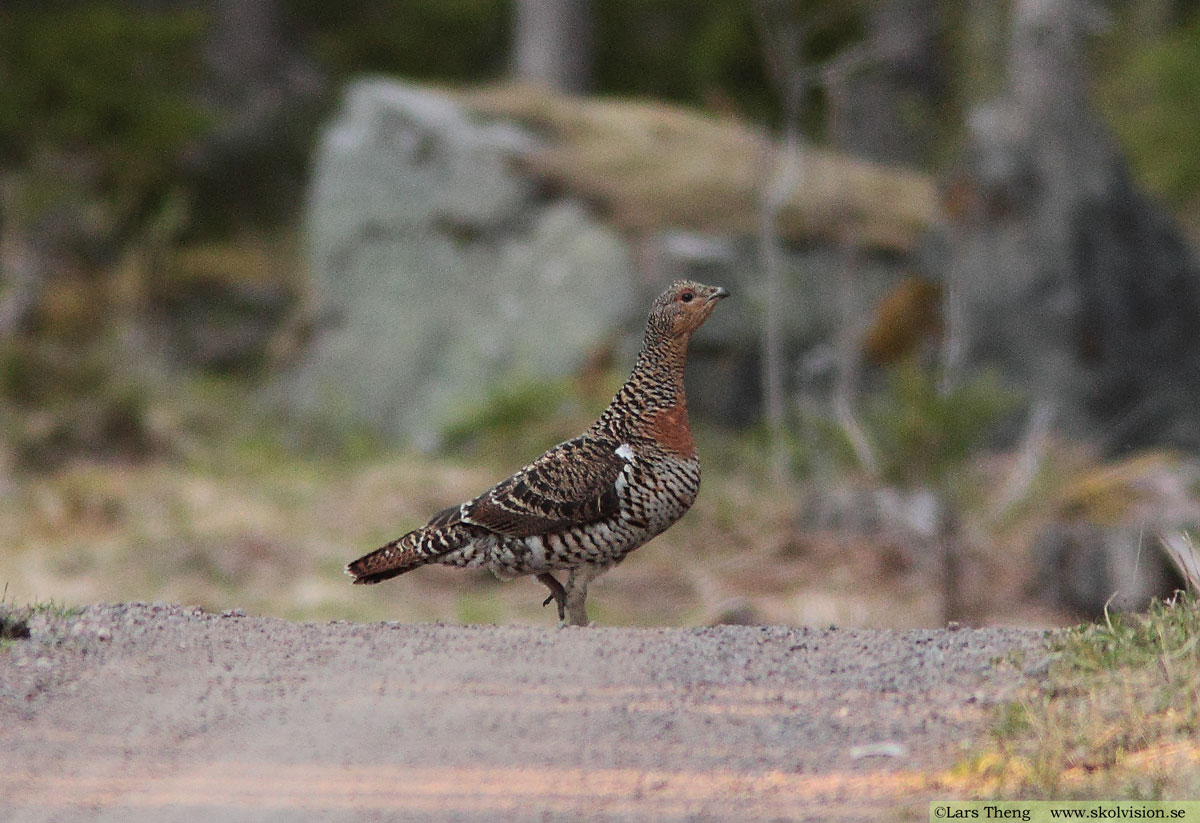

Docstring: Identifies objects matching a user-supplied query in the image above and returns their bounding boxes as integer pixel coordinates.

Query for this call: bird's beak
[706,286,730,304]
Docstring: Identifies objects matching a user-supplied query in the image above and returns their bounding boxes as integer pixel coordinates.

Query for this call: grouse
[345,279,729,625]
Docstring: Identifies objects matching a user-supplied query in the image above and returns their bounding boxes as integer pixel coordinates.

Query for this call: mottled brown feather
[426,504,462,529]
[461,438,626,538]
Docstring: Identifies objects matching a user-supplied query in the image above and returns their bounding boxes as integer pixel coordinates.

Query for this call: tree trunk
[512,0,593,93]
[826,0,945,167]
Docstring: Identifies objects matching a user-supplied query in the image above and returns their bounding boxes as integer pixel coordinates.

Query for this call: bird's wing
[454,435,629,538]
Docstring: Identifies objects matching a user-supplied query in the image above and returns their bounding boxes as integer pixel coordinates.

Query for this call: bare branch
[990,400,1054,519]
[831,227,878,476]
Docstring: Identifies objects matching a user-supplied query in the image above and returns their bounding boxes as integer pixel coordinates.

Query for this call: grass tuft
[0,604,32,642]
[0,592,80,650]
[965,591,1200,798]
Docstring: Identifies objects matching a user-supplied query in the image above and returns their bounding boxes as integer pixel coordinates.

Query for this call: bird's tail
[345,523,474,585]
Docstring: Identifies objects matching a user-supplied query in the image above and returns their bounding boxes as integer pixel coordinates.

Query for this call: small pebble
[849,741,908,759]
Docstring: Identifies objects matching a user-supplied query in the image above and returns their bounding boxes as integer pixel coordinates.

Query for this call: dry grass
[2,371,1177,632]
[0,440,924,628]
[0,363,1143,632]
[956,593,1200,799]
[0,413,1068,630]
[460,84,937,254]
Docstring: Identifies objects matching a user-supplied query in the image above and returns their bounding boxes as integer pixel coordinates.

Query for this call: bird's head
[649,279,730,338]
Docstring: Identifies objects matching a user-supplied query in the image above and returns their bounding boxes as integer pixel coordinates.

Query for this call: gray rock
[275,79,635,447]
[945,0,1200,454]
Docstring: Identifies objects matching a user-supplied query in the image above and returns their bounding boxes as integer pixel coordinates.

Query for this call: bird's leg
[563,567,600,627]
[536,573,567,621]
[565,584,588,627]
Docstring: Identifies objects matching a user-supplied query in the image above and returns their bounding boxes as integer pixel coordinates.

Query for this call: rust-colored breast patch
[650,404,696,458]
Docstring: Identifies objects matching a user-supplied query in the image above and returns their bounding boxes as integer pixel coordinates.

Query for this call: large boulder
[456,85,939,429]
[280,80,937,446]
[276,80,635,448]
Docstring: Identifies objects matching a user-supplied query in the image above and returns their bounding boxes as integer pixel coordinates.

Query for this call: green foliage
[992,701,1033,739]
[0,3,210,207]
[290,0,861,126]
[0,339,158,470]
[594,1,763,114]
[1097,12,1200,212]
[863,359,1017,488]
[290,0,510,84]
[594,0,862,124]
[442,378,565,443]
[745,360,1016,493]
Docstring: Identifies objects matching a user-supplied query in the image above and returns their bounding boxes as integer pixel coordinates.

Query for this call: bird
[345,279,729,626]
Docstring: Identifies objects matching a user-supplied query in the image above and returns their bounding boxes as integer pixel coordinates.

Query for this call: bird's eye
[679,290,694,303]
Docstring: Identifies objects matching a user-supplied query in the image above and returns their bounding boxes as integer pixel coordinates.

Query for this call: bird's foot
[536,573,567,622]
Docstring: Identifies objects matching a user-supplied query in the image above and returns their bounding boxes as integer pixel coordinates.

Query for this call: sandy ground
[0,603,1049,822]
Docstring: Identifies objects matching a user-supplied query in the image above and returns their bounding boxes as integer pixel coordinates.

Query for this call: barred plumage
[345,279,729,625]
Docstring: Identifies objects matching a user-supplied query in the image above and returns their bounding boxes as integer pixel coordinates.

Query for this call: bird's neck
[598,325,692,441]
[630,326,690,404]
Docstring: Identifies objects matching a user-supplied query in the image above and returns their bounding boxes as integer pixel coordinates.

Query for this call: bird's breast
[648,403,695,458]
[622,451,700,537]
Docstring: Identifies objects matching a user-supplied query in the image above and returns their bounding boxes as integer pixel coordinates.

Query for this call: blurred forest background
[3,0,1200,627]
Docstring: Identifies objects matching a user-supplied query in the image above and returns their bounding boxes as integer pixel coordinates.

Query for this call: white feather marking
[527,535,546,564]
[615,443,635,461]
[457,501,480,527]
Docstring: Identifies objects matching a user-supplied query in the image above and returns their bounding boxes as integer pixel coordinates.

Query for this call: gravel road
[0,603,1049,822]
